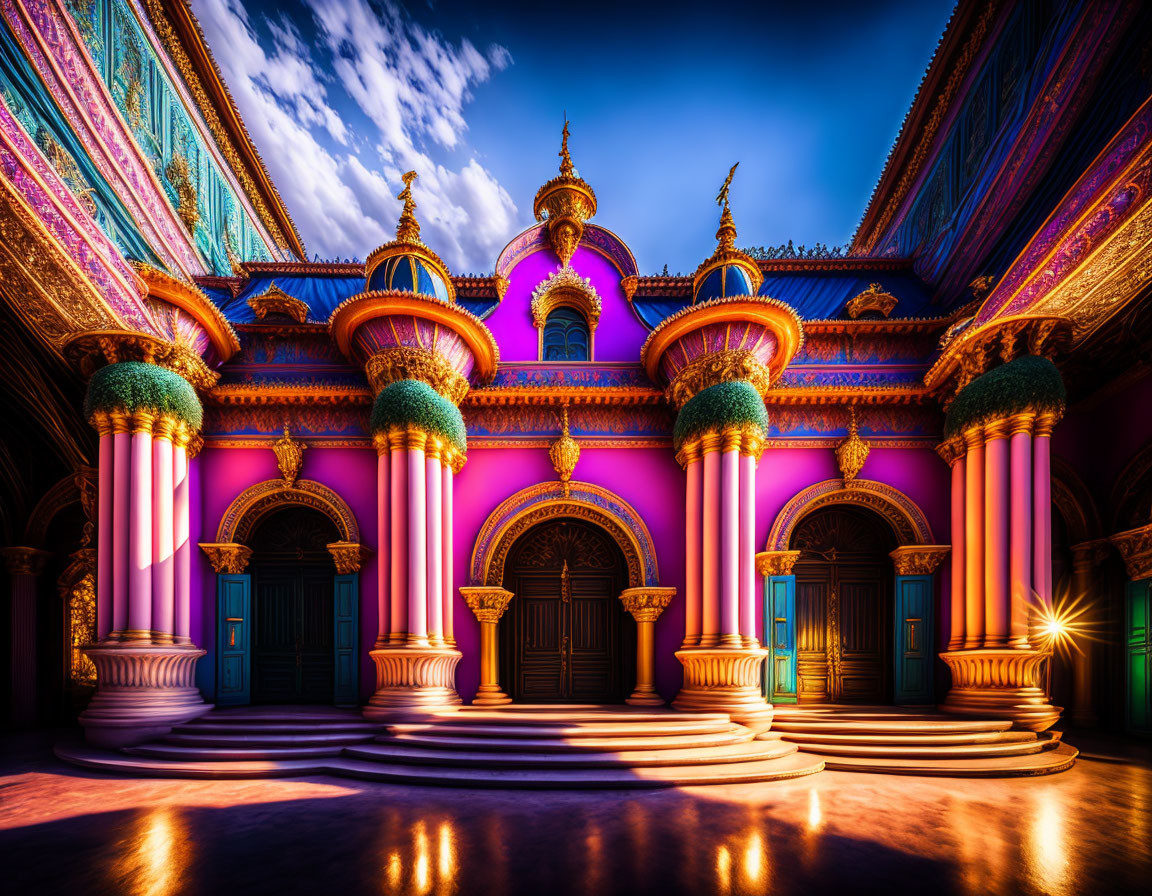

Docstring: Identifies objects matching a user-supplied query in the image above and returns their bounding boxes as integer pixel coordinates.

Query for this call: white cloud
[190,0,516,270]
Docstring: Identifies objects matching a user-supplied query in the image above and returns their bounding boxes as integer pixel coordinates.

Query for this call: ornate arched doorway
[791,506,896,703]
[498,518,635,703]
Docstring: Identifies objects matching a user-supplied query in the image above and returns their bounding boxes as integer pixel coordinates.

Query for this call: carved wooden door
[793,507,892,704]
[501,519,632,703]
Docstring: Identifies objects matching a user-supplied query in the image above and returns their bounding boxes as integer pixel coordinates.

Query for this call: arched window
[542,307,590,361]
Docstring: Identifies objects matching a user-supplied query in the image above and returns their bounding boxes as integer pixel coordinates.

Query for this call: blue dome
[694,263,754,304]
[367,252,451,302]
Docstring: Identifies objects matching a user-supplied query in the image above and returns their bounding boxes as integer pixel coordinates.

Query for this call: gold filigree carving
[620,275,638,301]
[619,587,675,623]
[767,478,934,551]
[835,406,870,485]
[533,122,597,266]
[460,586,513,624]
[889,545,950,576]
[845,283,898,319]
[165,152,200,233]
[215,479,360,546]
[666,349,772,409]
[1111,522,1152,581]
[198,542,253,574]
[65,330,219,392]
[326,541,369,574]
[549,406,580,496]
[754,550,802,576]
[364,347,470,404]
[272,426,306,484]
[247,283,309,323]
[530,265,602,330]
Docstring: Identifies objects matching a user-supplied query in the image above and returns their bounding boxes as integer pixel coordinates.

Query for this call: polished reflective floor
[1,731,1149,895]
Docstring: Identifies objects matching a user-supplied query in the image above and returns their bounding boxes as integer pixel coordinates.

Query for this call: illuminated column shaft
[96,430,114,641]
[112,423,132,635]
[173,436,191,643]
[127,414,154,639]
[683,449,703,647]
[1009,415,1033,649]
[151,423,175,642]
[375,447,390,647]
[389,430,408,643]
[983,422,1010,648]
[963,429,985,648]
[406,434,429,645]
[1033,414,1055,613]
[426,445,444,645]
[719,444,741,646]
[700,439,721,646]
[739,451,757,645]
[947,451,966,650]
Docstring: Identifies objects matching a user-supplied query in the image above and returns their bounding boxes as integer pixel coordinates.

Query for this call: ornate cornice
[889,545,950,576]
[1111,522,1152,581]
[206,384,373,406]
[619,587,676,623]
[755,550,802,577]
[247,283,309,324]
[198,542,252,574]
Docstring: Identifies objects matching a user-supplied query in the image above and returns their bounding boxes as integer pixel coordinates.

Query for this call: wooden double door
[500,519,634,703]
[793,507,894,704]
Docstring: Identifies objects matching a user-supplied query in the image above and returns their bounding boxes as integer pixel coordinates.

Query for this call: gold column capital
[619,586,676,623]
[1007,410,1036,436]
[982,418,1011,441]
[460,586,513,624]
[889,544,950,576]
[1034,410,1060,438]
[1110,522,1152,581]
[326,541,371,574]
[1,546,50,576]
[199,542,253,574]
[936,437,964,466]
[755,550,801,576]
[962,425,985,451]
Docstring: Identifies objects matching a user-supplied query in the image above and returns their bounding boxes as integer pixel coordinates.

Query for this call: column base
[939,649,1061,732]
[79,642,209,747]
[363,646,463,720]
[671,647,773,733]
[625,689,665,707]
[472,684,512,706]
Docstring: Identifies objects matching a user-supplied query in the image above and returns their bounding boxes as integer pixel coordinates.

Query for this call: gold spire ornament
[549,405,581,496]
[690,162,763,301]
[534,121,597,267]
[835,407,870,485]
[273,425,306,485]
[395,170,421,243]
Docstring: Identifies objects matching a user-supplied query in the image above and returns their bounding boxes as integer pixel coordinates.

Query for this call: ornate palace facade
[3,0,1152,782]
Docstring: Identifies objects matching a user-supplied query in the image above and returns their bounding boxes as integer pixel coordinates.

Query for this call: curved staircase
[767,706,1077,776]
[56,705,825,788]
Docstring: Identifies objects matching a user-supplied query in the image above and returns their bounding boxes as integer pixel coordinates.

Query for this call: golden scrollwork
[530,265,602,331]
[460,586,513,624]
[889,545,951,576]
[326,541,369,574]
[620,275,638,301]
[165,152,200,233]
[65,330,219,391]
[272,426,306,484]
[198,542,253,574]
[835,406,870,484]
[533,121,598,267]
[618,587,675,623]
[754,550,802,576]
[247,283,309,323]
[364,347,470,404]
[666,349,773,409]
[845,283,898,319]
[215,478,360,546]
[1110,522,1152,581]
[549,406,580,496]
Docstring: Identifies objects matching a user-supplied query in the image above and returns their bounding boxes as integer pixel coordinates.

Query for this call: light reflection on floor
[1,732,1149,895]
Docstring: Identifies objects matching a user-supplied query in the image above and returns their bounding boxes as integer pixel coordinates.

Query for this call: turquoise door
[333,573,359,706]
[894,575,933,704]
[764,576,797,703]
[217,574,251,706]
[1127,579,1151,735]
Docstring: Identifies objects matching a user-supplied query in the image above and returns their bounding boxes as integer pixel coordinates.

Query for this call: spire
[559,120,574,177]
[533,121,597,267]
[690,162,762,303]
[715,162,739,251]
[395,170,420,243]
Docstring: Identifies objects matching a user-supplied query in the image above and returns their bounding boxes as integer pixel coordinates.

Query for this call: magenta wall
[484,244,649,362]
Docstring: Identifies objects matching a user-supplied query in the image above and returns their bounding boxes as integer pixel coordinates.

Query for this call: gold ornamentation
[672,647,774,733]
[460,586,513,624]
[247,283,309,323]
[326,541,368,574]
[66,330,219,392]
[215,479,360,545]
[889,544,950,576]
[272,426,306,484]
[57,548,97,685]
[690,163,764,302]
[766,478,934,550]
[138,263,242,359]
[373,428,465,473]
[845,283,898,319]
[666,349,772,409]
[1111,522,1152,581]
[198,542,253,574]
[619,587,675,623]
[939,649,1061,732]
[0,546,50,576]
[754,550,802,576]
[364,347,470,404]
[620,275,637,301]
[395,170,421,242]
[549,406,580,496]
[165,152,200,233]
[363,646,462,715]
[34,127,97,216]
[494,274,510,299]
[533,121,597,266]
[530,265,602,332]
[675,424,766,467]
[835,406,870,484]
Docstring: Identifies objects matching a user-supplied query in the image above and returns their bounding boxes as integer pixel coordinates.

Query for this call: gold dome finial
[560,120,575,177]
[715,162,739,251]
[396,170,420,243]
[534,122,597,267]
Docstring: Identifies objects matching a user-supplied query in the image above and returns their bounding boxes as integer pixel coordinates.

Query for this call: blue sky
[193,0,956,273]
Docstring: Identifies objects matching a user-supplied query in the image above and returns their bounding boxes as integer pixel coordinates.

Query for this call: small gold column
[619,587,676,706]
[460,587,513,706]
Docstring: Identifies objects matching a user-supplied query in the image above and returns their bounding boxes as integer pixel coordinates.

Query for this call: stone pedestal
[79,643,210,746]
[939,649,1060,732]
[673,647,774,732]
[363,646,463,720]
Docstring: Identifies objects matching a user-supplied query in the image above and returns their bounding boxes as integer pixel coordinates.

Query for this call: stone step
[162,731,376,747]
[790,736,1054,759]
[186,707,365,724]
[386,720,738,739]
[771,718,1014,735]
[173,720,381,735]
[776,729,1037,746]
[449,708,731,724]
[345,739,797,769]
[385,727,755,752]
[126,743,348,761]
[818,740,1078,777]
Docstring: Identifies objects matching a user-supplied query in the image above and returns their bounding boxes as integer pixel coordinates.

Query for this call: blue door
[894,575,933,704]
[1127,579,1151,735]
[764,576,797,703]
[333,573,359,706]
[217,574,251,706]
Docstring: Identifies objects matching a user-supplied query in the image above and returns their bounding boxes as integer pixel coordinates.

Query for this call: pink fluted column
[963,429,985,649]
[127,417,153,639]
[173,438,191,643]
[719,447,741,646]
[700,440,721,647]
[97,431,114,641]
[376,449,390,647]
[151,427,175,641]
[683,450,703,647]
[1009,415,1033,649]
[948,451,966,650]
[1033,414,1055,613]
[739,451,756,646]
[407,438,428,645]
[112,426,131,635]
[389,432,408,644]
[983,422,1010,648]
[426,449,444,645]
[443,463,454,645]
